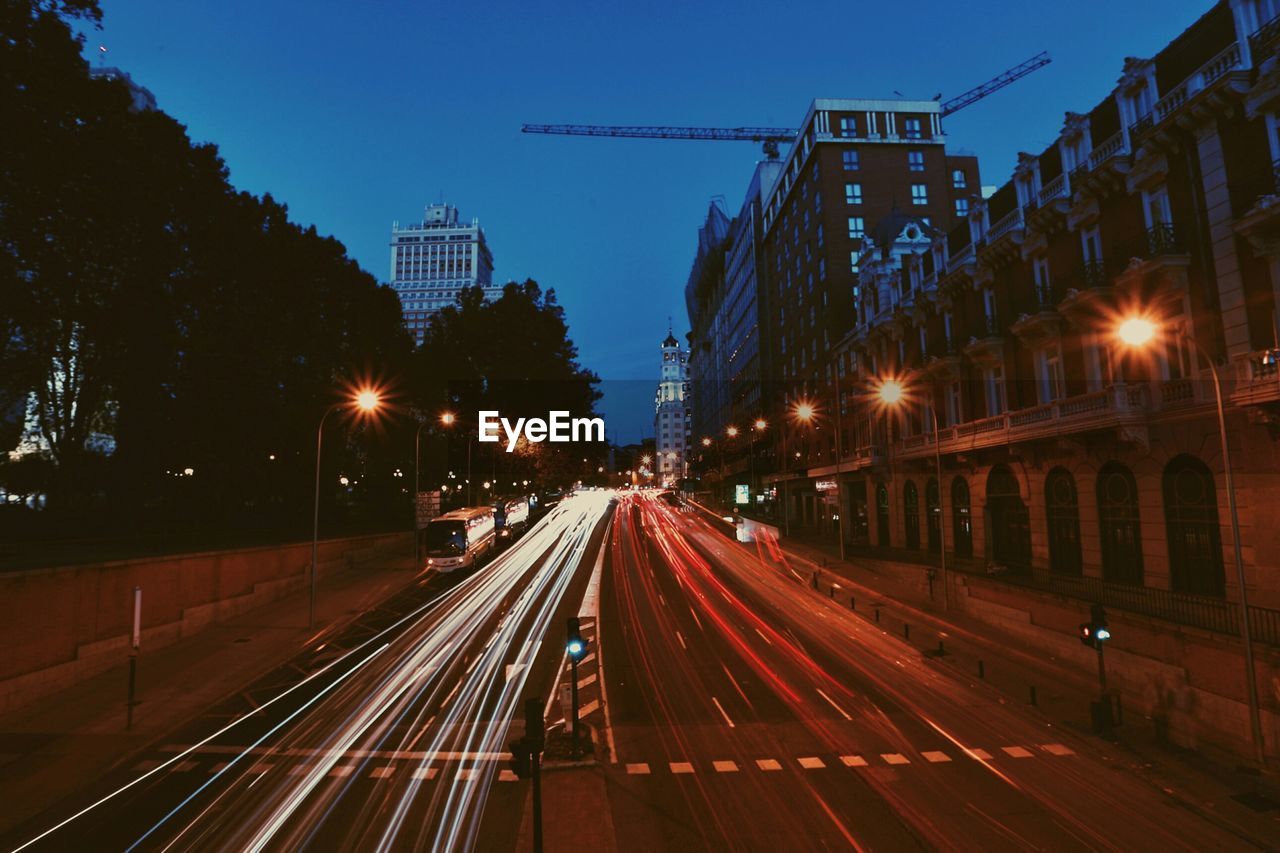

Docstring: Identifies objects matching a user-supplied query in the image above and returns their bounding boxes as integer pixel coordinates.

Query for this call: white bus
[421,506,496,571]
[494,497,530,541]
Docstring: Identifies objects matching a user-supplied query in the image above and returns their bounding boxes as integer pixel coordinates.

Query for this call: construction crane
[522,51,1050,159]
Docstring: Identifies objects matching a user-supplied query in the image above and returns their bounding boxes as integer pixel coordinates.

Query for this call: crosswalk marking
[287,765,309,776]
[670,762,695,774]
[457,768,477,781]
[922,751,951,763]
[881,753,910,765]
[840,755,868,767]
[579,699,600,717]
[498,769,519,782]
[798,756,826,769]
[1041,743,1074,756]
[756,759,782,771]
[965,748,993,760]
[712,760,739,773]
[626,763,651,775]
[411,767,437,781]
[329,765,355,778]
[1002,746,1034,758]
[369,766,395,779]
[577,673,598,689]
[173,760,198,772]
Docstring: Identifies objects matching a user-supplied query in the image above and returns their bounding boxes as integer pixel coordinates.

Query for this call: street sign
[734,484,750,505]
[815,480,837,491]
[415,490,441,528]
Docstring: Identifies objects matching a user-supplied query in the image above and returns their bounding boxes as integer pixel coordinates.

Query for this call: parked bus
[494,497,530,541]
[421,506,496,571]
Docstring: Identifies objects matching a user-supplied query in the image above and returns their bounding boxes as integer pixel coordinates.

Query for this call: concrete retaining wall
[0,532,410,715]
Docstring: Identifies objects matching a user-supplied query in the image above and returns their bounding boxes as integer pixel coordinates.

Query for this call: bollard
[937,639,945,655]
[874,608,880,623]
[978,659,985,679]
[903,624,910,640]
[829,585,835,598]
[1029,685,1038,706]
[850,596,855,610]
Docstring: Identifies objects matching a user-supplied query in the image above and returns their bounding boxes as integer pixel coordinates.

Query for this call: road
[4,491,614,853]
[596,491,1264,851]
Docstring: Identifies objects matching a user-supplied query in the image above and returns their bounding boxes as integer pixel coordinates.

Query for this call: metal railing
[1081,259,1109,289]
[1146,222,1183,255]
[1251,12,1280,64]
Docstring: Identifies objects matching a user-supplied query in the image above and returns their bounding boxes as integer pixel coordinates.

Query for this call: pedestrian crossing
[622,743,1076,776]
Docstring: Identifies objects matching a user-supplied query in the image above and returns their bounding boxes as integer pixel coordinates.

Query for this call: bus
[421,506,496,571]
[494,497,530,541]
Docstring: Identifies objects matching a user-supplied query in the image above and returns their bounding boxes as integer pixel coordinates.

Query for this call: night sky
[86,0,1209,442]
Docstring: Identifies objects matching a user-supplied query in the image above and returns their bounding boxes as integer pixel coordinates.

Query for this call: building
[389,203,495,344]
[89,66,157,112]
[685,200,732,445]
[763,0,1280,759]
[654,328,691,486]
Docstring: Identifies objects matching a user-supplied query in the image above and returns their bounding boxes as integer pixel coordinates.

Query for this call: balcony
[1010,282,1065,347]
[943,242,977,286]
[1232,158,1280,257]
[892,384,1151,461]
[978,209,1025,268]
[963,314,1004,367]
[1056,259,1114,326]
[1131,42,1247,152]
[1072,131,1130,197]
[1251,12,1280,65]
[1026,174,1071,233]
[1230,348,1280,408]
[1112,223,1192,301]
[924,336,963,381]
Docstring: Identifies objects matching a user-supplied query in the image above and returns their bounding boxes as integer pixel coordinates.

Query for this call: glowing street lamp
[1115,314,1262,762]
[312,387,382,629]
[877,375,948,610]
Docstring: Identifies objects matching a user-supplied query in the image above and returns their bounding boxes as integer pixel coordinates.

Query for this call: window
[955,198,970,217]
[839,116,857,137]
[850,251,860,273]
[1163,455,1224,596]
[819,258,826,280]
[911,184,928,205]
[984,365,1006,415]
[908,150,924,171]
[876,483,891,546]
[847,216,865,238]
[903,117,922,139]
[842,149,859,170]
[845,183,863,205]
[1045,468,1082,576]
[925,478,941,553]
[903,481,920,549]
[1097,462,1144,585]
[951,477,972,558]
[817,224,824,247]
[952,168,967,189]
[946,380,962,426]
[1039,345,1066,402]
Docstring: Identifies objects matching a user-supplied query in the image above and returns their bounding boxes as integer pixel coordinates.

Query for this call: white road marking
[328,766,354,778]
[922,751,951,763]
[625,763,650,775]
[711,696,736,728]
[798,756,826,769]
[1040,743,1074,756]
[881,753,910,765]
[676,631,687,649]
[816,688,853,720]
[659,593,667,606]
[756,759,782,771]
[1002,746,1034,758]
[670,762,695,774]
[411,767,437,780]
[369,766,394,779]
[840,755,868,767]
[457,768,477,781]
[498,769,519,782]
[712,760,739,773]
[965,748,993,760]
[577,673,597,689]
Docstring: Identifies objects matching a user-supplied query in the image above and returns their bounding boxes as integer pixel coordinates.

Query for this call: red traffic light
[1078,622,1095,646]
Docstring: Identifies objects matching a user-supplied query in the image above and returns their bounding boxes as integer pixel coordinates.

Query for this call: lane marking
[369,766,395,779]
[965,748,993,760]
[659,593,667,606]
[711,696,736,728]
[922,751,951,763]
[411,767,437,780]
[1002,746,1034,759]
[816,688,853,721]
[1040,743,1074,756]
[840,755,868,767]
[498,770,519,782]
[625,763,650,775]
[881,753,910,765]
[670,762,695,774]
[676,631,687,650]
[798,756,826,769]
[754,628,772,646]
[756,759,782,771]
[712,760,739,773]
[328,766,354,778]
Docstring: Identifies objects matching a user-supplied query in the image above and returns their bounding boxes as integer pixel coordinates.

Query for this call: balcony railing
[1088,131,1128,170]
[969,314,1000,339]
[1081,259,1109,289]
[987,208,1024,241]
[1251,11,1280,64]
[1033,281,1058,311]
[1037,173,1068,206]
[1146,222,1184,255]
[1144,42,1244,136]
[945,243,975,274]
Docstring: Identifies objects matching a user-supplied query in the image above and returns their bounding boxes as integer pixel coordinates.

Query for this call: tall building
[654,328,691,486]
[684,200,732,443]
[389,203,495,344]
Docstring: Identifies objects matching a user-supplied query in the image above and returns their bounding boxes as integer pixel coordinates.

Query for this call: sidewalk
[0,545,419,834]
[768,532,1280,833]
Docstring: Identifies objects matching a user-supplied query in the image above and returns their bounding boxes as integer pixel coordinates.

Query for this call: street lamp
[1115,314,1264,763]
[312,387,382,629]
[877,377,948,610]
[440,411,475,505]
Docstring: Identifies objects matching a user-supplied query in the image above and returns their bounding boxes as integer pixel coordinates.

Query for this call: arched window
[1097,462,1144,585]
[1163,455,1224,596]
[904,480,920,549]
[1045,468,1082,576]
[876,482,891,547]
[926,477,941,553]
[952,477,972,558]
[986,465,1031,573]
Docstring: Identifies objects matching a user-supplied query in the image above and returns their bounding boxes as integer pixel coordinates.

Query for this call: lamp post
[312,389,381,630]
[725,425,739,506]
[877,378,948,610]
[791,400,816,535]
[1116,316,1264,763]
[750,419,766,503]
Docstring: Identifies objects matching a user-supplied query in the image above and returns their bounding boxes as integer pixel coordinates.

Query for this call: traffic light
[1079,604,1110,647]
[508,736,533,779]
[567,616,588,662]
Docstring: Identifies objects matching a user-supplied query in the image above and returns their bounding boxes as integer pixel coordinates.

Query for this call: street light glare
[726,426,739,437]
[754,418,767,430]
[878,379,906,406]
[1117,316,1157,347]
[355,389,380,411]
[793,401,815,422]
[440,411,456,426]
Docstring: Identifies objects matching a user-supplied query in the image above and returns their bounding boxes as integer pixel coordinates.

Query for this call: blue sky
[88,0,1210,442]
